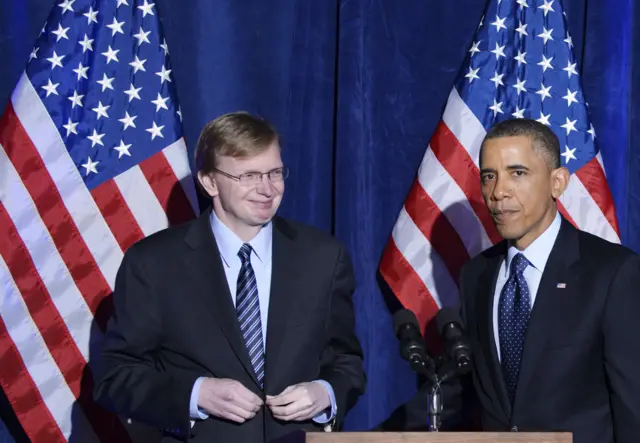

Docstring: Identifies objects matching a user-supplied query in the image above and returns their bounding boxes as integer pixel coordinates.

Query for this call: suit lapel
[476,246,512,421]
[264,218,301,392]
[513,219,580,412]
[183,211,260,387]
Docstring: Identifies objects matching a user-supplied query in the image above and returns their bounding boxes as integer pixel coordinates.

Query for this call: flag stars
[538,55,554,72]
[47,51,65,69]
[537,112,551,126]
[465,66,480,83]
[156,65,172,83]
[151,93,170,111]
[177,107,183,122]
[517,0,528,8]
[491,43,506,59]
[58,0,75,14]
[83,6,98,24]
[114,140,132,158]
[588,123,596,140]
[538,0,555,16]
[513,78,527,95]
[81,157,99,176]
[514,50,527,65]
[146,122,164,140]
[130,56,147,73]
[490,72,505,88]
[102,46,120,64]
[561,117,578,135]
[107,18,125,36]
[87,129,105,147]
[97,73,115,92]
[138,0,155,17]
[562,146,577,164]
[515,21,528,37]
[537,27,554,45]
[491,15,507,32]
[117,0,129,7]
[73,63,89,80]
[489,99,504,116]
[536,83,552,101]
[469,41,481,56]
[512,107,525,119]
[29,47,39,61]
[41,79,60,97]
[563,89,578,107]
[124,84,142,102]
[564,61,578,78]
[565,34,574,49]
[68,90,84,108]
[118,112,137,130]
[134,27,151,45]
[160,38,169,55]
[63,118,78,136]
[92,101,110,120]
[78,34,94,53]
[51,24,70,42]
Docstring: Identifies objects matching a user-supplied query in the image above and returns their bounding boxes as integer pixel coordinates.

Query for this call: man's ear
[197,171,218,198]
[551,166,570,200]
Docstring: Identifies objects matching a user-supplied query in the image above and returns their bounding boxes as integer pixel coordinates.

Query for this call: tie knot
[238,243,252,263]
[510,253,529,276]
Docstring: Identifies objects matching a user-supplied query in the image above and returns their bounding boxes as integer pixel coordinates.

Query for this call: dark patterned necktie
[498,253,531,402]
[236,243,264,387]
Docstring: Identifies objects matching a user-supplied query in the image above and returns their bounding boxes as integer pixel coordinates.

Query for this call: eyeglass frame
[212,166,290,186]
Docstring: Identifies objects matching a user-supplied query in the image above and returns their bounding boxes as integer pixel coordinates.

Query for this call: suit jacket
[460,217,640,443]
[93,210,366,443]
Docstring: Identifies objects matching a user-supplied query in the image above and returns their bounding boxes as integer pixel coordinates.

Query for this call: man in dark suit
[458,118,640,442]
[93,112,366,442]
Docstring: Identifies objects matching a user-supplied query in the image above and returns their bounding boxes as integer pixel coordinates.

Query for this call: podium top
[281,432,572,443]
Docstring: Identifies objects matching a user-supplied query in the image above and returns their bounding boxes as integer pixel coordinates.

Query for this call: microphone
[392,309,436,384]
[436,307,472,373]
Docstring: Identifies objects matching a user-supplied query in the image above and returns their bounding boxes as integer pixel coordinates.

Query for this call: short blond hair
[194,112,279,174]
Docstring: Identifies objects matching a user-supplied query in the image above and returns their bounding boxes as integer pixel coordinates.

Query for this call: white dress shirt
[492,211,561,361]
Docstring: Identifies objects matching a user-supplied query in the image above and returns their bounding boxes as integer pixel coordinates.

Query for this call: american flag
[0,0,198,441]
[379,0,620,334]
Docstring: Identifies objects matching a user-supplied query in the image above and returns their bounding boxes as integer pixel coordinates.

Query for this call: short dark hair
[194,112,279,175]
[480,118,561,169]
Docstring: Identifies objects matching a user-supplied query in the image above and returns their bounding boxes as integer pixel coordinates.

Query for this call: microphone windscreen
[435,307,463,334]
[392,309,420,336]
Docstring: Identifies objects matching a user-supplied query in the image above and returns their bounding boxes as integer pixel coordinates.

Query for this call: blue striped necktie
[236,243,265,387]
[498,252,531,403]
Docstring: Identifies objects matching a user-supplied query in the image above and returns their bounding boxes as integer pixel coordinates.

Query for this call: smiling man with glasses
[94,112,366,443]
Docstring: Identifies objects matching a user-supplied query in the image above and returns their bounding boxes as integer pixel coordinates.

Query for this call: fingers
[266,385,301,406]
[221,403,257,423]
[234,383,264,406]
[272,403,315,422]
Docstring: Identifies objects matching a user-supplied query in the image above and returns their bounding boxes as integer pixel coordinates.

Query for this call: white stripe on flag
[0,255,100,443]
[392,207,459,309]
[162,138,199,216]
[561,175,620,243]
[11,73,123,288]
[0,143,96,361]
[113,165,168,237]
[442,87,487,167]
[417,147,493,257]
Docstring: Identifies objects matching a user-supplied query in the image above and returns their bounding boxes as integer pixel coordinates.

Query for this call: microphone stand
[427,358,467,432]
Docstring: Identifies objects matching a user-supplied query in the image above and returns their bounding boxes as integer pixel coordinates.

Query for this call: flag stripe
[11,74,124,288]
[575,158,620,236]
[91,179,146,253]
[0,104,112,330]
[417,147,493,257]
[139,150,197,226]
[429,121,503,244]
[392,207,459,309]
[379,241,441,329]
[404,179,469,285]
[442,87,486,166]
[113,164,168,237]
[0,250,85,442]
[162,138,199,216]
[0,282,65,443]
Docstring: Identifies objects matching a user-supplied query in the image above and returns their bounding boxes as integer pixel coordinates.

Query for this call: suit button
[511,426,518,432]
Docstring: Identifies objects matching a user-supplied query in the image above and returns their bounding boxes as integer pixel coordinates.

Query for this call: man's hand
[197,378,263,423]
[266,382,330,422]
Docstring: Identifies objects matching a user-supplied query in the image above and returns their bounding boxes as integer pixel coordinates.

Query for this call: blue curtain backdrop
[1,0,638,438]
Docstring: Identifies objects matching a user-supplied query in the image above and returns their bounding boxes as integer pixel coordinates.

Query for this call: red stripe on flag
[139,151,195,226]
[404,180,470,285]
[429,121,503,244]
[576,158,620,234]
[0,202,132,443]
[91,179,145,253]
[0,318,64,442]
[0,105,111,330]
[379,240,441,333]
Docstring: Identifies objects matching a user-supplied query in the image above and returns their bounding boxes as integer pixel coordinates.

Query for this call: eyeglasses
[213,166,290,186]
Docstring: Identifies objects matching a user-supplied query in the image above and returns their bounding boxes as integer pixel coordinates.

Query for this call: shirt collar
[210,210,272,268]
[505,210,561,276]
